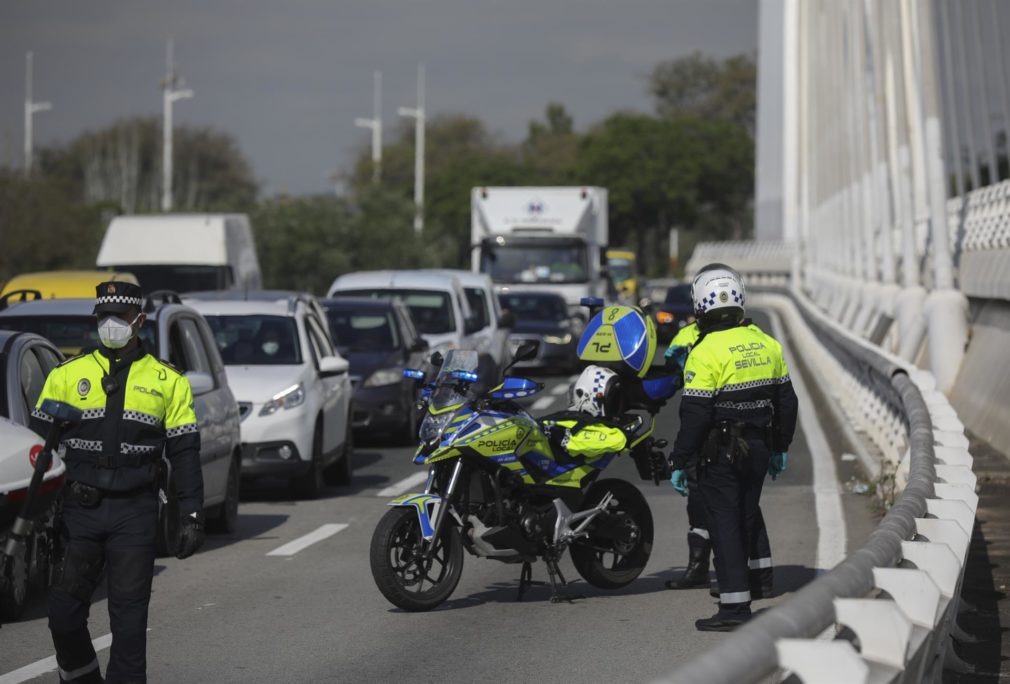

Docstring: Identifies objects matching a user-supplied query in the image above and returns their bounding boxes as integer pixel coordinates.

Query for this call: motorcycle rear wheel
[370,507,463,612]
[570,478,653,589]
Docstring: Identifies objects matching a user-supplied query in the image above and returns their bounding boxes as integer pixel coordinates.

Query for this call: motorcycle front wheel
[369,507,463,612]
[570,478,654,589]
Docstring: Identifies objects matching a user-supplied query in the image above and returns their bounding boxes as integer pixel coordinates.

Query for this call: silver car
[0,294,242,552]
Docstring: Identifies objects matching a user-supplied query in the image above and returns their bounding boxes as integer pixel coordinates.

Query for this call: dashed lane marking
[0,632,121,683]
[376,471,429,498]
[531,396,555,411]
[266,524,349,557]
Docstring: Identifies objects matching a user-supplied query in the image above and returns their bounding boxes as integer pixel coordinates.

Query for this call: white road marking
[550,383,569,396]
[266,524,348,557]
[376,471,429,498]
[766,308,847,573]
[0,632,115,684]
[531,396,555,411]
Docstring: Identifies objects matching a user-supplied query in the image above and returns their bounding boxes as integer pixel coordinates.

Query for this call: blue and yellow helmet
[576,305,657,379]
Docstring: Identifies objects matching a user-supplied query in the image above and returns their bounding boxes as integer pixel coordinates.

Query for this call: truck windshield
[480,238,588,284]
[336,289,456,336]
[114,265,233,293]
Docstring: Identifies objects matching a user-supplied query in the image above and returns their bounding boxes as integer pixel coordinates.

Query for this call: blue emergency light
[403,369,426,381]
[450,370,479,383]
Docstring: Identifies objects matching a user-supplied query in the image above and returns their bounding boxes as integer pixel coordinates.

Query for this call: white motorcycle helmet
[691,265,746,321]
[569,365,622,417]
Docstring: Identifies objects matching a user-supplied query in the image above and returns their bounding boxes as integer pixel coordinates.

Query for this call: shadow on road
[204,512,290,550]
[239,448,391,500]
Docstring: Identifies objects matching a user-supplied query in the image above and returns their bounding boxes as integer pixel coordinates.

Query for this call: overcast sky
[0,0,758,196]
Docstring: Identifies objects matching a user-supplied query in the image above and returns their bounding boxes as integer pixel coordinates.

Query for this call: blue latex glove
[769,452,788,480]
[664,344,689,370]
[670,469,689,497]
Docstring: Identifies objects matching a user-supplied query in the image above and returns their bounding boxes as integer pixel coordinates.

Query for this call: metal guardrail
[657,287,977,683]
[946,178,1010,301]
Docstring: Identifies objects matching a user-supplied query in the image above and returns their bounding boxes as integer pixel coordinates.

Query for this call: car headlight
[259,383,306,416]
[364,367,403,388]
[543,333,572,345]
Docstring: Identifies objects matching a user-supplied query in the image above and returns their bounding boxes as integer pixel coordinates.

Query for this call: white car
[430,270,512,378]
[327,270,480,364]
[186,292,352,499]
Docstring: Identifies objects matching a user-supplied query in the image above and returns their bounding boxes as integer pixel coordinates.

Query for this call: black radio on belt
[68,482,103,508]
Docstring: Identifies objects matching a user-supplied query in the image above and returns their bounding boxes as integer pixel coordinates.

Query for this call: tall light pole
[355,71,383,184]
[24,51,52,176]
[398,64,425,233]
[161,38,194,212]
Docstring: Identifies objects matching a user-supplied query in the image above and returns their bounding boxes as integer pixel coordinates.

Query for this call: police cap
[93,281,144,316]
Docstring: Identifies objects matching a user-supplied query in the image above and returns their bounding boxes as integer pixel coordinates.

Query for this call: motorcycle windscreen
[428,350,479,412]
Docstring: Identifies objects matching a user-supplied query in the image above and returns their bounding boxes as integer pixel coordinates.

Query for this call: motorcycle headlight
[259,383,306,416]
[364,367,403,388]
[419,411,453,445]
[543,333,572,345]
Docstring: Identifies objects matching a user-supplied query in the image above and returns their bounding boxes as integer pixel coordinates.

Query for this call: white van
[327,271,479,360]
[96,214,262,293]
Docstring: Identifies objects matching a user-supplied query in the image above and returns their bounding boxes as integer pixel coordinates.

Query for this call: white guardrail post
[656,241,977,684]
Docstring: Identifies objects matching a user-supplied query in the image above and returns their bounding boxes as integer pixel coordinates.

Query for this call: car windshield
[608,258,634,283]
[325,309,400,352]
[498,293,567,321]
[202,315,302,365]
[480,238,588,284]
[664,285,693,306]
[430,350,478,411]
[115,264,233,293]
[0,315,157,356]
[336,289,455,335]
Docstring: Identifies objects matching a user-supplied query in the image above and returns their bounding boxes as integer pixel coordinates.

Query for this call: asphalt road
[0,310,879,683]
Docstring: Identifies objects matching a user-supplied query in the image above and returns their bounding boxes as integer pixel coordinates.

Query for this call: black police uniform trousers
[697,438,772,617]
[686,464,773,590]
[49,490,158,684]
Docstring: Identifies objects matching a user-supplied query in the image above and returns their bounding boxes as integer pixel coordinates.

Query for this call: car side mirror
[498,309,515,329]
[186,371,215,396]
[409,337,429,352]
[319,356,349,377]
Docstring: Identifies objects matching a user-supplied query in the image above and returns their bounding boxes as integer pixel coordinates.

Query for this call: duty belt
[65,481,155,508]
[701,420,772,467]
[64,451,161,469]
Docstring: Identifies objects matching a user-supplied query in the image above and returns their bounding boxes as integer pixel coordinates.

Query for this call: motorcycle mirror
[429,351,444,367]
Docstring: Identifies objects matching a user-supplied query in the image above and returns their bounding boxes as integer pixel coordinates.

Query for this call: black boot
[665,533,711,590]
[695,609,750,632]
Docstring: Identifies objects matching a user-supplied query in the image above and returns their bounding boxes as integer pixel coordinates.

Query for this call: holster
[700,421,770,472]
[65,482,103,508]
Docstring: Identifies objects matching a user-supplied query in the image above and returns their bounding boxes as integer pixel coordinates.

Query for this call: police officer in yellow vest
[663,264,774,596]
[667,267,797,631]
[29,282,204,683]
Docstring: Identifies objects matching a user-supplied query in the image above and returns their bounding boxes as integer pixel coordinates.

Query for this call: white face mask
[262,341,280,355]
[98,314,139,350]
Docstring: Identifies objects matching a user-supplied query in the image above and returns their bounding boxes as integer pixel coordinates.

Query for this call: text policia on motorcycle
[666,265,798,632]
[370,301,681,611]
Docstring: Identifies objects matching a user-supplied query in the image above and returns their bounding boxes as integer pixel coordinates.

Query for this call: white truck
[471,187,609,319]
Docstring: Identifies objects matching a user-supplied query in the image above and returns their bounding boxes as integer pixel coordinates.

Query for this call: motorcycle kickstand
[517,561,533,602]
[546,557,584,604]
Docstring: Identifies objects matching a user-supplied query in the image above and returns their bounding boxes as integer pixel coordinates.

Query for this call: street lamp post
[398,64,426,234]
[24,51,52,176]
[161,38,194,212]
[355,71,383,185]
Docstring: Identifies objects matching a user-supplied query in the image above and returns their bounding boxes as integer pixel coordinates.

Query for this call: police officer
[29,281,204,683]
[664,263,774,595]
[667,267,797,631]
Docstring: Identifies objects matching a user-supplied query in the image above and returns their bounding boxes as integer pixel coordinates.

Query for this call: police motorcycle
[369,300,678,611]
[1,400,79,621]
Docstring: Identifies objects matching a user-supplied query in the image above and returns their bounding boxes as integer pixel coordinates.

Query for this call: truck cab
[471,187,609,320]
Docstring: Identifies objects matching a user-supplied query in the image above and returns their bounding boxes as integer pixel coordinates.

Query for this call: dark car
[653,284,696,343]
[497,291,578,374]
[321,297,428,443]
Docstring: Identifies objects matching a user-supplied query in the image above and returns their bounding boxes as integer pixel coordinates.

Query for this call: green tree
[522,103,581,184]
[649,52,757,136]
[0,170,108,283]
[38,116,257,213]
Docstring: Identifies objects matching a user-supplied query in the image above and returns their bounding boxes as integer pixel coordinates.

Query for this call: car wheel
[208,454,241,534]
[324,417,354,486]
[291,423,324,499]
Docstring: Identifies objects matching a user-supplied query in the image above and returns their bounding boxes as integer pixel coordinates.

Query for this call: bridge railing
[946,177,1010,301]
[655,278,976,683]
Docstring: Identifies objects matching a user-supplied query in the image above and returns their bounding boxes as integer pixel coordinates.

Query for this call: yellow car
[0,270,138,304]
